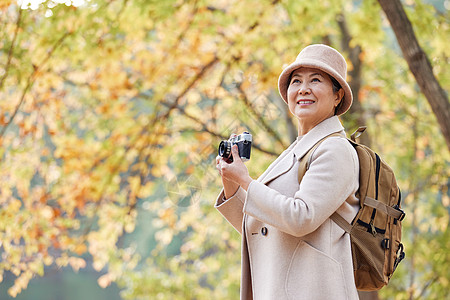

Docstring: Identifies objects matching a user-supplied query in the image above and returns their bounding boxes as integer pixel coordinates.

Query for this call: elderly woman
[215,44,360,300]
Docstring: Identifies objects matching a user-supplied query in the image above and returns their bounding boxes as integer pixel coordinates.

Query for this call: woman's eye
[291,79,300,84]
[312,78,321,82]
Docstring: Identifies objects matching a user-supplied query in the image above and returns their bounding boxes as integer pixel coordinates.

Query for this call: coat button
[261,227,268,236]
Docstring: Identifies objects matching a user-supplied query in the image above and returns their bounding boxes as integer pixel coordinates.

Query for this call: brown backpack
[298,127,406,291]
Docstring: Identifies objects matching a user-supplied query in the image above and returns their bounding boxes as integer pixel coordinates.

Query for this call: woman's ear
[335,88,344,106]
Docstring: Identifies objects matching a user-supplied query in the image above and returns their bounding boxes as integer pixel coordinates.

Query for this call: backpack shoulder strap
[297,131,355,234]
[330,212,352,233]
[297,132,344,184]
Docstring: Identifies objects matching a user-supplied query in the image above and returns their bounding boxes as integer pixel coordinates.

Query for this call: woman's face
[287,67,343,134]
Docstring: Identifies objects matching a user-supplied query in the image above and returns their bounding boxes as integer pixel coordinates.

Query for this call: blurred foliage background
[0,0,448,299]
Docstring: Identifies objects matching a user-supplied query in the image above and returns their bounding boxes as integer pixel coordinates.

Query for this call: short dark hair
[330,75,342,94]
[329,75,344,115]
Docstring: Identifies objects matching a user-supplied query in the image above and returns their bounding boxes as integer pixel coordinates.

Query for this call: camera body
[218,132,252,163]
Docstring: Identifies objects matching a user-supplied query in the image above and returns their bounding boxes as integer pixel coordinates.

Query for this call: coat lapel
[259,116,345,186]
[260,151,297,185]
[257,139,298,185]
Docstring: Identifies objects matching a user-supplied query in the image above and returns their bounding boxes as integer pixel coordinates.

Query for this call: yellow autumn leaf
[97,273,113,289]
[68,257,86,272]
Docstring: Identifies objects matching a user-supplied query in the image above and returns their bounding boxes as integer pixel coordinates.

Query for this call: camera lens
[218,141,232,160]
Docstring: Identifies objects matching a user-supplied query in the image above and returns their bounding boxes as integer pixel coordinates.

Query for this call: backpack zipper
[357,219,385,234]
[375,153,381,199]
[368,153,381,235]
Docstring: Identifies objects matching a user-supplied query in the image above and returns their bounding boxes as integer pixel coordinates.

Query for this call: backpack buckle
[393,243,405,272]
[394,205,406,221]
[350,126,367,142]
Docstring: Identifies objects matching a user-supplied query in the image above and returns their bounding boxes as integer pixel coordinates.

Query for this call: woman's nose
[298,83,311,95]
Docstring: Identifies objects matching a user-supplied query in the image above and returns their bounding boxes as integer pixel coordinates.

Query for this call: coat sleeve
[243,137,359,237]
[214,186,247,235]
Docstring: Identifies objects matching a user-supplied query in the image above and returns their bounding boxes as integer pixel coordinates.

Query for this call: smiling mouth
[297,100,315,105]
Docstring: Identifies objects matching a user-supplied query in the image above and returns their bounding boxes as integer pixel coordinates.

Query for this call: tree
[377,0,450,151]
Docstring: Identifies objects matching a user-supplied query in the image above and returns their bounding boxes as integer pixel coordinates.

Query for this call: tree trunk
[337,13,379,300]
[336,14,371,147]
[377,0,450,151]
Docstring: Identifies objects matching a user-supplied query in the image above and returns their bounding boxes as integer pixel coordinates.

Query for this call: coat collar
[291,116,345,161]
[258,116,345,185]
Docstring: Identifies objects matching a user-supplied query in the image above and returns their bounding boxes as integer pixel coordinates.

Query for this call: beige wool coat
[215,116,360,300]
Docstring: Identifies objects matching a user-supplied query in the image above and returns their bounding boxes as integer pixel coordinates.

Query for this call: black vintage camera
[218,132,252,163]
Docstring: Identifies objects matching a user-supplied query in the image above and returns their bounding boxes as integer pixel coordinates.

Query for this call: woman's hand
[216,145,253,195]
[216,154,239,199]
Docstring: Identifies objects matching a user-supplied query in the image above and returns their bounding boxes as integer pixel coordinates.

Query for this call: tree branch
[0,8,22,91]
[377,0,450,151]
[145,1,198,86]
[0,31,71,138]
[162,101,279,157]
[159,56,219,121]
[417,276,438,299]
[236,84,288,149]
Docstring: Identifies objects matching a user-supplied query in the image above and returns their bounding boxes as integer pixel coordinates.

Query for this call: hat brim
[278,58,353,116]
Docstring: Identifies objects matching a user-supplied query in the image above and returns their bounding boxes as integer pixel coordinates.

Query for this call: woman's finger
[216,156,225,175]
[231,145,241,162]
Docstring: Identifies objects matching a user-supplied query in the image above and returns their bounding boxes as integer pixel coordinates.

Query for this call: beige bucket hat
[278,44,353,116]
